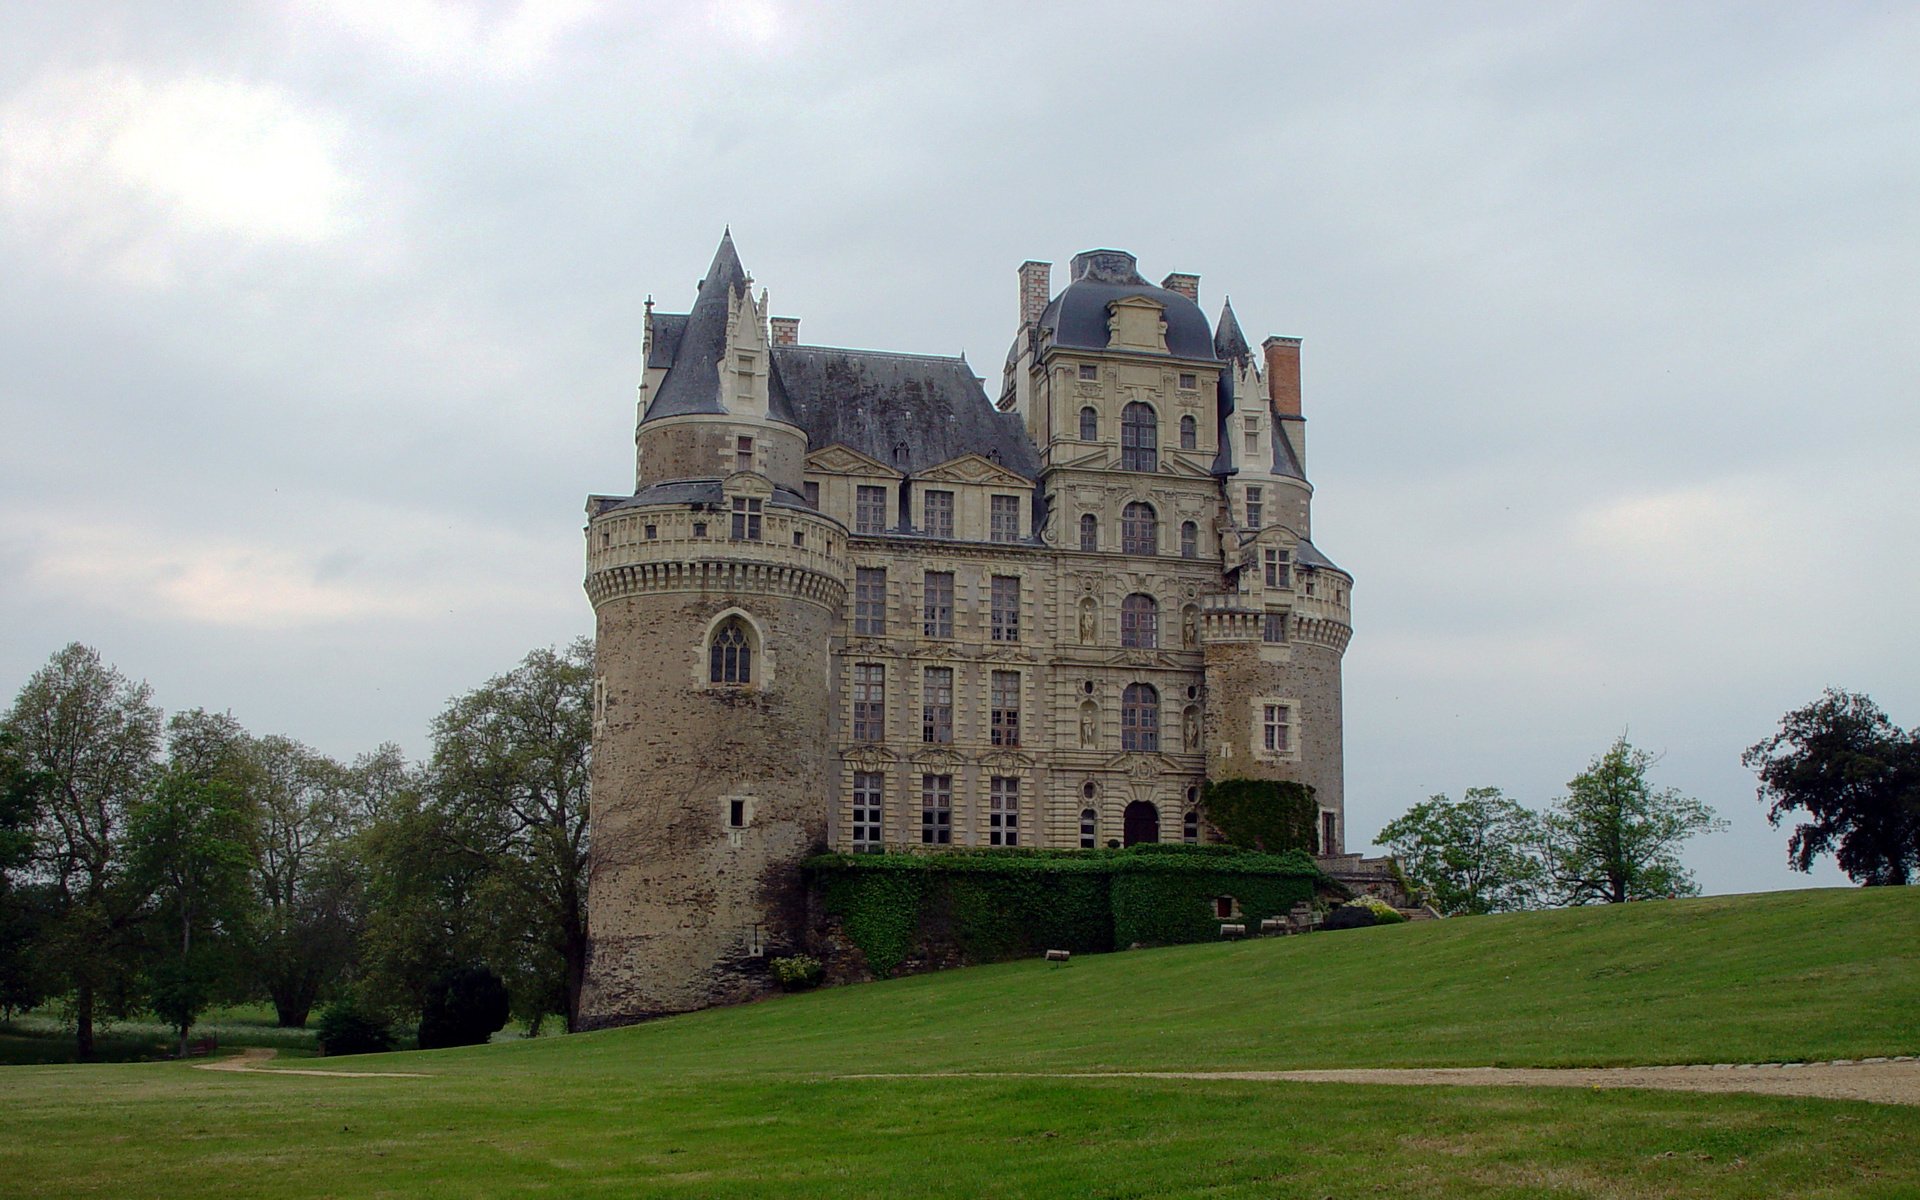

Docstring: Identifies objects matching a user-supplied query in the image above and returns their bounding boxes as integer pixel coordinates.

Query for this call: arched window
[1079,513,1098,552]
[1179,414,1197,450]
[1079,406,1098,441]
[1183,810,1200,843]
[1079,807,1098,849]
[1122,502,1157,556]
[1121,683,1159,752]
[1121,403,1158,472]
[708,618,753,685]
[1180,521,1198,559]
[1120,594,1158,648]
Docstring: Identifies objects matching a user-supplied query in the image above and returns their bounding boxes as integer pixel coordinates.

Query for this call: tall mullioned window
[920,774,952,844]
[708,619,752,686]
[925,490,955,538]
[989,777,1020,846]
[1263,703,1292,753]
[990,495,1021,543]
[922,571,954,639]
[990,576,1020,642]
[1263,612,1288,644]
[990,670,1020,747]
[852,664,885,741]
[1121,402,1158,472]
[730,497,762,541]
[1244,486,1263,530]
[1079,807,1098,849]
[1120,593,1158,649]
[922,667,953,744]
[852,772,883,851]
[1181,521,1198,559]
[1121,683,1159,752]
[1122,502,1157,556]
[856,485,887,534]
[1079,513,1098,552]
[1244,417,1260,455]
[1079,406,1098,440]
[854,568,887,636]
[1179,414,1197,450]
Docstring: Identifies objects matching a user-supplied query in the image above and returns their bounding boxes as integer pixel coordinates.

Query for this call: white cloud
[293,0,607,79]
[0,66,356,284]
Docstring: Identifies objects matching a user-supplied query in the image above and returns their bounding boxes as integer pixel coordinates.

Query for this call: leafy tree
[1,644,162,1058]
[1742,690,1920,885]
[245,733,359,1026]
[428,641,593,1030]
[1376,788,1546,915]
[127,766,255,1056]
[1542,738,1727,904]
[0,730,49,1015]
[416,964,510,1050]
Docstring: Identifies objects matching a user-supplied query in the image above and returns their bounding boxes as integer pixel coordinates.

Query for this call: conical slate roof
[643,232,797,424]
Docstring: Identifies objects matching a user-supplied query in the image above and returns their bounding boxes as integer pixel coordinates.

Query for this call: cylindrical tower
[577,232,847,1026]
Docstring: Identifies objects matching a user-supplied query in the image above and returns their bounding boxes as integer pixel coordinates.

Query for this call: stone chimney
[1263,336,1302,417]
[1018,260,1051,326]
[770,316,800,346]
[1160,272,1199,303]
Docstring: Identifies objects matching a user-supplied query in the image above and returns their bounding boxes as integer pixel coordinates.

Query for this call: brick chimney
[1263,336,1302,417]
[1018,260,1051,326]
[1160,272,1199,303]
[770,316,800,346]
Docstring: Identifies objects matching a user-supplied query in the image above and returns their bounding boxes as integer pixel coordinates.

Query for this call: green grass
[6,887,1919,1198]
[0,1002,320,1065]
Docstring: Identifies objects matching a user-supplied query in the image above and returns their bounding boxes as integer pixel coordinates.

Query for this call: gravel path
[192,1047,431,1078]
[848,1057,1920,1106]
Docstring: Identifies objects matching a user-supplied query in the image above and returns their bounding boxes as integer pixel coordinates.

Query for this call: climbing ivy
[806,845,1329,976]
[1199,778,1319,853]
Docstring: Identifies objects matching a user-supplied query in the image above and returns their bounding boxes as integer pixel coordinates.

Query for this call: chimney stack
[1018,260,1052,327]
[1160,272,1199,303]
[1263,336,1302,417]
[770,316,800,346]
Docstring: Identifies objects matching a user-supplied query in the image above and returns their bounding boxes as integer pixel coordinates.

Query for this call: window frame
[852,663,885,742]
[990,575,1020,643]
[1121,502,1157,556]
[922,666,954,744]
[1121,683,1160,752]
[1179,414,1197,450]
[1120,402,1158,472]
[708,618,753,687]
[922,571,954,639]
[1180,521,1198,559]
[852,772,884,851]
[989,776,1020,847]
[854,567,887,636]
[990,669,1020,748]
[920,774,952,844]
[989,494,1022,543]
[1120,593,1158,649]
[855,485,887,534]
[924,490,955,538]
[730,496,762,541]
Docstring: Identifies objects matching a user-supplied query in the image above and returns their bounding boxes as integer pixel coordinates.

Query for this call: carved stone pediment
[916,453,1032,488]
[722,471,774,499]
[1102,752,1184,776]
[842,745,899,772]
[807,444,901,478]
[978,749,1035,772]
[909,748,966,773]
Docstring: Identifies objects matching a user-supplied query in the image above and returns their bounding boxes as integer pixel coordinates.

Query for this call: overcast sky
[4,2,1916,895]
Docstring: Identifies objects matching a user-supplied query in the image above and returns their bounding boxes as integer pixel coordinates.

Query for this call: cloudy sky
[4,2,1916,894]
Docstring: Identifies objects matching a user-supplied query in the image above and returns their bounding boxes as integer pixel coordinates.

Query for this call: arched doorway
[1123,800,1160,846]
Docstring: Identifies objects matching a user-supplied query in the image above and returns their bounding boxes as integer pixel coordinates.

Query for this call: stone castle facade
[577,234,1355,1025]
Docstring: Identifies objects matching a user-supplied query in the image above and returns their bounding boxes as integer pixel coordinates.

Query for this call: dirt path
[192,1047,431,1079]
[847,1057,1920,1107]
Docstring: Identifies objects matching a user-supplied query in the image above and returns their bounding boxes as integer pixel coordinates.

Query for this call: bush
[770,955,824,992]
[416,966,510,1050]
[314,1000,394,1057]
[1323,903,1378,931]
[1200,779,1319,853]
[1357,896,1407,925]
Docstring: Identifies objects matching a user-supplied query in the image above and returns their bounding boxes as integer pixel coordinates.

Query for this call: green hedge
[806,845,1328,976]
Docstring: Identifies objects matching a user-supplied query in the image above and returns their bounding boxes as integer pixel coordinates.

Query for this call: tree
[1542,737,1727,904]
[2,644,162,1058]
[127,765,255,1056]
[1376,788,1546,915]
[428,641,593,1029]
[416,964,510,1050]
[1742,690,1920,885]
[244,732,359,1026]
[0,730,49,1015]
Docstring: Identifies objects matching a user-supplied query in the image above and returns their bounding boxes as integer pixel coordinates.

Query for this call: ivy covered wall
[805,844,1332,979]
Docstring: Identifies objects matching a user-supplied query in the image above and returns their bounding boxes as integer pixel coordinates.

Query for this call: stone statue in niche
[1183,707,1200,752]
[1078,597,1098,645]
[1182,607,1199,649]
[1079,701,1099,748]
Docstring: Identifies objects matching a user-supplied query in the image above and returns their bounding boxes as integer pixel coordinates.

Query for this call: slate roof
[1036,250,1220,362]
[642,233,799,425]
[1295,537,1348,576]
[773,345,1042,480]
[591,479,811,518]
[646,312,687,369]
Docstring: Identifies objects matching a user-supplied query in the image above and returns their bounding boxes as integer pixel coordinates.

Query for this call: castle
[577,234,1355,1025]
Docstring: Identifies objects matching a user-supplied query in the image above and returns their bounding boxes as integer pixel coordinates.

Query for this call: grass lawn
[6,887,1918,1198]
[0,1002,320,1065]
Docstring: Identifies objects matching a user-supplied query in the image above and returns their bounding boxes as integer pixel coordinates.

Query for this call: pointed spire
[699,229,747,296]
[1213,297,1251,364]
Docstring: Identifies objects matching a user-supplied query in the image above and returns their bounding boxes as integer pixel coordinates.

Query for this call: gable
[807,443,902,478]
[915,453,1034,488]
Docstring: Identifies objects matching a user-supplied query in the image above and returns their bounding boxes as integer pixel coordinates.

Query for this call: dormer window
[1079,363,1098,382]
[1179,373,1197,390]
[1245,418,1260,455]
[731,497,762,541]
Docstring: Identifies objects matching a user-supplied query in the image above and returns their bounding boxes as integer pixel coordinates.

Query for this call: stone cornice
[587,558,845,609]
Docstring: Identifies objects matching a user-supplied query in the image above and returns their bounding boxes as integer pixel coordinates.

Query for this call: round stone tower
[577,234,846,1026]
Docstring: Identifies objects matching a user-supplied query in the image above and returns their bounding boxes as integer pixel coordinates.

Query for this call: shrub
[1357,896,1407,925]
[1200,779,1318,854]
[770,955,824,992]
[1323,903,1378,931]
[416,966,510,1050]
[314,1000,394,1057]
